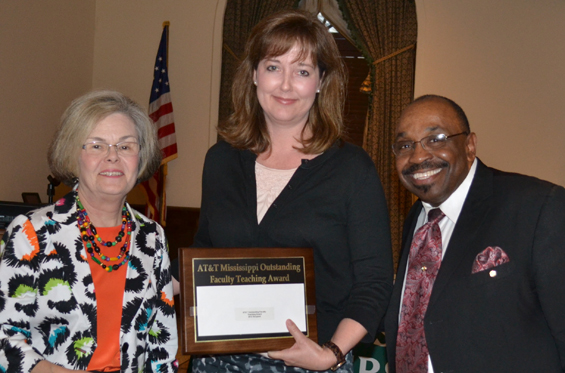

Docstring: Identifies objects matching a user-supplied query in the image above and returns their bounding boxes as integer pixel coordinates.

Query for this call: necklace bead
[76,195,131,273]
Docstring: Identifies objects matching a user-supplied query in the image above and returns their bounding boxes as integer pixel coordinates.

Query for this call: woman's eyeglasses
[82,141,141,157]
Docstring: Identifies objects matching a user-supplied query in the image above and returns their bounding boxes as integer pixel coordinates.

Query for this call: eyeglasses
[392,132,468,157]
[82,141,141,157]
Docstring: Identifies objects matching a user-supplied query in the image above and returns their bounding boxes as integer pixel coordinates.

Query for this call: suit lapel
[388,201,423,327]
[428,160,494,309]
[396,202,422,286]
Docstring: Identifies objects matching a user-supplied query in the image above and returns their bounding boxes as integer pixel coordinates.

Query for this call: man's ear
[466,132,478,164]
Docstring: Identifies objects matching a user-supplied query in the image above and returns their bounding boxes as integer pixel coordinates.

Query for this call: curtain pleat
[337,0,418,270]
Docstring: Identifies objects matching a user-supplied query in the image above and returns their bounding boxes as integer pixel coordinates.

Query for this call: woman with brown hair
[182,9,392,372]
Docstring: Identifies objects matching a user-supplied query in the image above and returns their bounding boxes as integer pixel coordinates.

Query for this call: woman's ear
[317,71,325,92]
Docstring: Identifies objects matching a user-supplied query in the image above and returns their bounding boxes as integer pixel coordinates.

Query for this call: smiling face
[395,98,477,206]
[78,112,140,205]
[253,45,321,132]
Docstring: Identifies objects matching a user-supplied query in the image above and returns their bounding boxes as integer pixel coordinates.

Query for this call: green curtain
[218,0,299,126]
[337,0,418,270]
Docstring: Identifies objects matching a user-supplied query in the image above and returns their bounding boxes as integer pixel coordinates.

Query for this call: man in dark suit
[385,94,565,372]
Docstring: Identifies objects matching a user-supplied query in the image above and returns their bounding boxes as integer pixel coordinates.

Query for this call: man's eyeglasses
[82,141,141,157]
[392,132,468,157]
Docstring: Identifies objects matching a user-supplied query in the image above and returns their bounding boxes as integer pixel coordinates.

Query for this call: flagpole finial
[163,21,170,27]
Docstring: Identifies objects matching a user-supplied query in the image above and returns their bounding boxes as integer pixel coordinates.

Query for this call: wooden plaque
[178,247,317,355]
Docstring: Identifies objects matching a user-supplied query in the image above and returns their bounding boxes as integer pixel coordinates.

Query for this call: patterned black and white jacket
[0,190,178,372]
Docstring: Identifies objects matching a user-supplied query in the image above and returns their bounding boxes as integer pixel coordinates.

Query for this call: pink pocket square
[471,246,510,274]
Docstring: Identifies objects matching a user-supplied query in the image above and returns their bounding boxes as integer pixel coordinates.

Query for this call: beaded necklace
[76,195,131,272]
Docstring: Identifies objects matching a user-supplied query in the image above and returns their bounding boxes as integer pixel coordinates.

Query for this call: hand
[268,319,337,371]
[172,277,180,296]
[31,360,89,373]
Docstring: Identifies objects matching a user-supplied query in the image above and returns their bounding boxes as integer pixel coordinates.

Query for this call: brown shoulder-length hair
[48,90,161,186]
[219,9,347,154]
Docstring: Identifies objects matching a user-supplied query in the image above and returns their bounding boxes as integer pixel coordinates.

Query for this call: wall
[415,0,565,186]
[0,0,225,207]
[0,1,95,202]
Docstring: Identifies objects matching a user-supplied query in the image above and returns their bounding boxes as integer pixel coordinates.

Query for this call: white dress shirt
[399,159,477,372]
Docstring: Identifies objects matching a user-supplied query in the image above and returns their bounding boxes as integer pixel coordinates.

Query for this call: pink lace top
[255,162,297,223]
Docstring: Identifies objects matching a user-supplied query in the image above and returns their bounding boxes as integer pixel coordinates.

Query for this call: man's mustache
[402,160,449,176]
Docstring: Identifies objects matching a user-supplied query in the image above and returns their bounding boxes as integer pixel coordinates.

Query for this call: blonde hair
[48,90,161,185]
[219,9,347,154]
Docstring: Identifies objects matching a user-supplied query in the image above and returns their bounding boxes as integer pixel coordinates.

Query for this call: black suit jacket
[385,159,565,372]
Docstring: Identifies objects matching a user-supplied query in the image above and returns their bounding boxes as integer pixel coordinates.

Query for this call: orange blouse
[86,226,128,372]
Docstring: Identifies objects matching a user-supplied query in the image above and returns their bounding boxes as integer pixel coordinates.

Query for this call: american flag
[141,23,177,225]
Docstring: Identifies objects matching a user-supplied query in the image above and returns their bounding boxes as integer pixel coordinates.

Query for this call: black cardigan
[186,140,393,344]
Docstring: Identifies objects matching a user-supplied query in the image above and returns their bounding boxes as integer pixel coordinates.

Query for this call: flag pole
[160,21,170,227]
[163,21,170,62]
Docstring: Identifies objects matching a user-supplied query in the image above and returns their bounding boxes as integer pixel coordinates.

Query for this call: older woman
[0,90,178,373]
[181,9,393,373]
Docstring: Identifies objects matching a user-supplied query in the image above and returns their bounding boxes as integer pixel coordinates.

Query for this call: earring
[316,89,320,93]
[254,81,257,86]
